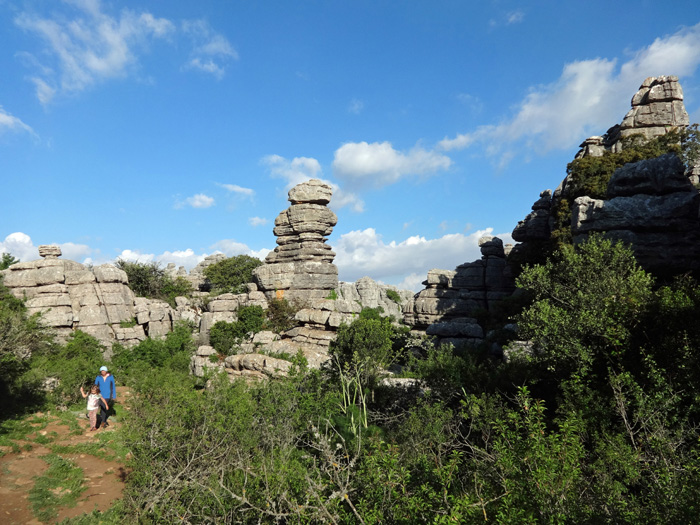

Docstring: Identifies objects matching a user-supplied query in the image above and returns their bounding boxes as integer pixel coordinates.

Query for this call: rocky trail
[0,388,132,524]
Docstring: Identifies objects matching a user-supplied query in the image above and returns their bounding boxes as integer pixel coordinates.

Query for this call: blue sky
[2,0,700,291]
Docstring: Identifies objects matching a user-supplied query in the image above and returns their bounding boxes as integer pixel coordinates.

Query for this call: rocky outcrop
[512,75,699,278]
[403,236,516,348]
[512,190,553,243]
[253,179,338,302]
[0,245,196,351]
[572,153,700,276]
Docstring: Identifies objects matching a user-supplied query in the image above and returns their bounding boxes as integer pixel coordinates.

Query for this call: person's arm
[110,375,116,400]
[80,386,87,398]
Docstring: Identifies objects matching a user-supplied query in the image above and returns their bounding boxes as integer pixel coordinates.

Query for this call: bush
[111,321,196,382]
[203,255,263,294]
[0,252,19,270]
[385,289,402,305]
[265,298,299,333]
[209,306,266,355]
[28,331,106,405]
[114,260,193,308]
[0,279,55,416]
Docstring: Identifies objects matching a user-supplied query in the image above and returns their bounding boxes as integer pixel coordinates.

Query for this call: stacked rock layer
[253,179,339,301]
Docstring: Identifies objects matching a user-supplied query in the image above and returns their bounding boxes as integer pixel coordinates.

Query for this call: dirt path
[0,388,133,524]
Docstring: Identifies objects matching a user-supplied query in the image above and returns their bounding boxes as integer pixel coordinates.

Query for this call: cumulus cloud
[0,232,95,264]
[333,227,514,290]
[262,153,365,212]
[182,19,238,79]
[15,0,175,103]
[440,22,700,161]
[263,154,323,188]
[178,193,215,209]
[0,106,36,136]
[332,141,452,189]
[248,216,268,227]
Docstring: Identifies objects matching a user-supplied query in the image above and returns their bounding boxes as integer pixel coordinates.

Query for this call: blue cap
[99,366,108,372]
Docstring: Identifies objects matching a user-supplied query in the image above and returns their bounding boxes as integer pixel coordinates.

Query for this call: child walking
[80,384,108,431]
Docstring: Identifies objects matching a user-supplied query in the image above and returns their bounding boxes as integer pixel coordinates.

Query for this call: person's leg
[88,409,97,430]
[100,399,109,427]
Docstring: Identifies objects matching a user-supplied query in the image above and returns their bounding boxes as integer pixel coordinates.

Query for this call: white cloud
[15,0,175,103]
[0,232,96,264]
[115,249,154,264]
[0,106,36,136]
[333,227,514,289]
[0,232,38,262]
[248,216,268,227]
[395,272,425,293]
[440,22,700,161]
[262,153,365,212]
[507,10,525,25]
[332,141,452,189]
[209,239,269,261]
[348,98,364,114]
[220,183,254,197]
[183,193,215,208]
[182,19,237,79]
[263,154,323,188]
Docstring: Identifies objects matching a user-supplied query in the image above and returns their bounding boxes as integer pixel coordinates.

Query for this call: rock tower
[253,179,339,301]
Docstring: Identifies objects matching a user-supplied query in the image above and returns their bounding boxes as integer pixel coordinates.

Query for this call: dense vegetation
[203,254,263,294]
[114,259,193,308]
[3,230,700,522]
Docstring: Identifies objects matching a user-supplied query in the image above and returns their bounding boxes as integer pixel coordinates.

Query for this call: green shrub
[0,252,19,270]
[0,278,55,416]
[111,321,196,380]
[202,255,263,294]
[385,289,402,305]
[265,298,299,333]
[114,260,193,308]
[28,331,106,404]
[209,306,265,356]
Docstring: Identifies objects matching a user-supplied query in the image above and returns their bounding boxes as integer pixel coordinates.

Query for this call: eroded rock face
[403,236,516,348]
[253,179,339,301]
[512,76,700,278]
[0,249,199,352]
[572,153,700,276]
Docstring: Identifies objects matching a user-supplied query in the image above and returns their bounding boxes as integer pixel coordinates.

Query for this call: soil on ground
[0,388,132,524]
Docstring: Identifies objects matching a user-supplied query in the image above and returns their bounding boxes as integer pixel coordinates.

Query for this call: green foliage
[27,331,105,405]
[202,254,263,294]
[264,297,299,333]
[208,305,266,355]
[329,308,410,391]
[0,279,55,416]
[114,260,192,307]
[0,251,19,270]
[385,288,402,305]
[516,234,653,383]
[325,289,338,300]
[111,321,196,379]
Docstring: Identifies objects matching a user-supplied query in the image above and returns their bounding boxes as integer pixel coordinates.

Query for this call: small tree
[0,252,19,270]
[203,255,263,294]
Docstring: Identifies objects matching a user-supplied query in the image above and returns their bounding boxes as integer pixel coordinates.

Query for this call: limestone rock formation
[512,75,699,278]
[403,236,515,348]
[253,179,338,302]
[0,246,195,351]
[572,153,700,276]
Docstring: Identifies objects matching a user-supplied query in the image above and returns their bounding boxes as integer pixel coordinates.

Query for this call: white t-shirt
[87,393,101,411]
